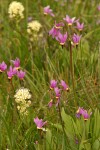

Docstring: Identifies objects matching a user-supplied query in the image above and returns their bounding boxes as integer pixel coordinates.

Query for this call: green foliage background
[0,0,100,149]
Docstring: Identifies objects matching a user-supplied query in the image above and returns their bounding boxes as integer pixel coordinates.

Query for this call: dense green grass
[0,0,100,149]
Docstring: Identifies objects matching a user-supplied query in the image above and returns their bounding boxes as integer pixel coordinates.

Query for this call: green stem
[10,79,14,91]
[69,43,77,107]
[70,42,74,89]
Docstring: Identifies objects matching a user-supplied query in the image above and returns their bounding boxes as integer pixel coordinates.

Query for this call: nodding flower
[7,66,17,79]
[60,80,69,91]
[50,80,57,89]
[11,58,20,69]
[44,5,55,17]
[34,117,47,130]
[0,61,7,72]
[76,21,84,31]
[17,70,25,80]
[76,107,91,121]
[49,26,60,39]
[49,21,64,38]
[56,32,68,45]
[97,5,100,11]
[48,99,53,108]
[63,15,77,26]
[54,21,64,29]
[72,33,81,46]
[54,87,61,99]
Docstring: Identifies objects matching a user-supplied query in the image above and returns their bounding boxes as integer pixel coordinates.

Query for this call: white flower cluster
[27,20,42,34]
[14,88,31,115]
[27,20,42,41]
[8,1,24,19]
[27,21,42,33]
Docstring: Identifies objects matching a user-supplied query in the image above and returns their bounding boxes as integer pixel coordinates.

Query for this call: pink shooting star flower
[49,27,60,39]
[34,117,47,129]
[11,58,20,69]
[54,21,64,29]
[50,80,57,89]
[56,32,68,45]
[76,107,85,118]
[7,66,17,79]
[0,61,7,72]
[17,70,25,80]
[49,21,64,38]
[63,15,77,26]
[54,87,61,99]
[48,99,53,108]
[44,5,55,17]
[83,112,90,121]
[61,80,69,91]
[76,107,91,121]
[76,22,84,31]
[72,33,81,45]
[97,5,100,11]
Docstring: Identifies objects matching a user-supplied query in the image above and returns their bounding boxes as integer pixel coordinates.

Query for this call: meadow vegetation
[0,0,100,149]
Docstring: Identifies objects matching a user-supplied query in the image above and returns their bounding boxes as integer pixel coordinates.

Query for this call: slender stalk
[69,42,74,90]
[10,79,14,91]
[69,42,77,107]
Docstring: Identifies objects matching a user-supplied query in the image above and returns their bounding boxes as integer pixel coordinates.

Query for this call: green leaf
[93,109,100,138]
[51,123,62,131]
[84,143,91,150]
[92,139,100,150]
[46,129,52,150]
[61,108,76,137]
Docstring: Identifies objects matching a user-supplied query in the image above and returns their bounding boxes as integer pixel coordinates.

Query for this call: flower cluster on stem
[49,15,84,47]
[48,79,69,107]
[14,87,31,115]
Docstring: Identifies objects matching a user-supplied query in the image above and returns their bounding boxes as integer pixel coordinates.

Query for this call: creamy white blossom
[14,88,31,115]
[14,88,31,101]
[27,20,42,34]
[8,1,24,19]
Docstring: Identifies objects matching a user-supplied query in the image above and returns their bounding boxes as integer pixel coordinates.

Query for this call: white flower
[27,20,42,33]
[14,88,31,101]
[14,87,31,115]
[8,1,24,19]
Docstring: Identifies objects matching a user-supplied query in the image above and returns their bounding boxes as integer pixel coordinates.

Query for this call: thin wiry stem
[69,42,77,107]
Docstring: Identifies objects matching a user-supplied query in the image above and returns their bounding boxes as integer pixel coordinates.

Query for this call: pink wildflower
[7,66,17,79]
[97,5,100,11]
[0,61,7,72]
[50,80,57,89]
[56,32,68,45]
[72,33,81,45]
[76,107,91,121]
[54,87,61,99]
[48,99,53,108]
[44,5,55,17]
[11,58,20,69]
[17,70,25,80]
[76,22,84,31]
[49,21,64,38]
[63,15,77,26]
[61,80,69,90]
[34,117,47,129]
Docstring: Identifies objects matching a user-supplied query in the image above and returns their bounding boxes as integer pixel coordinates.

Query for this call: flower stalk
[69,42,77,107]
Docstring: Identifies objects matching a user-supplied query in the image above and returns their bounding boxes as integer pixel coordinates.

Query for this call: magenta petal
[34,117,47,129]
[0,61,7,72]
